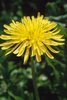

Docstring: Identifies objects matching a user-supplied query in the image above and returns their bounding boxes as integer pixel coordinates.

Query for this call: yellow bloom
[0,13,64,64]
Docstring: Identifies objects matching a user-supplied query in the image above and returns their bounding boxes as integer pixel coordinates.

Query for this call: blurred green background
[0,0,67,100]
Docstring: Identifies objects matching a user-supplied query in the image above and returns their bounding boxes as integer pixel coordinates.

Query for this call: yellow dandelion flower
[0,13,64,64]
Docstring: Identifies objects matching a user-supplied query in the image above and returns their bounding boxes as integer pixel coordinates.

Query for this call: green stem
[31,60,40,100]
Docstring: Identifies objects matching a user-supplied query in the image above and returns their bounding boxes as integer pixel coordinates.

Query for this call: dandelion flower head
[0,13,64,64]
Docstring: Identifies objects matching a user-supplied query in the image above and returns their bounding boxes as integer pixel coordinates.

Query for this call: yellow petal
[52,35,65,41]
[0,35,12,40]
[35,50,41,62]
[44,22,57,32]
[13,43,23,54]
[4,24,11,30]
[52,29,61,35]
[41,45,54,59]
[31,46,36,56]
[0,42,13,46]
[24,48,30,64]
[43,40,64,46]
[45,49,54,59]
[5,44,19,55]
[1,44,13,50]
[16,41,28,57]
[47,46,59,53]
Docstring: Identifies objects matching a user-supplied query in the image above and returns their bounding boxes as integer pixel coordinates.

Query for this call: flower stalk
[31,60,40,100]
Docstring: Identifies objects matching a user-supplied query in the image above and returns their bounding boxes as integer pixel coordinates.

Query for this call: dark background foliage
[0,0,67,100]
